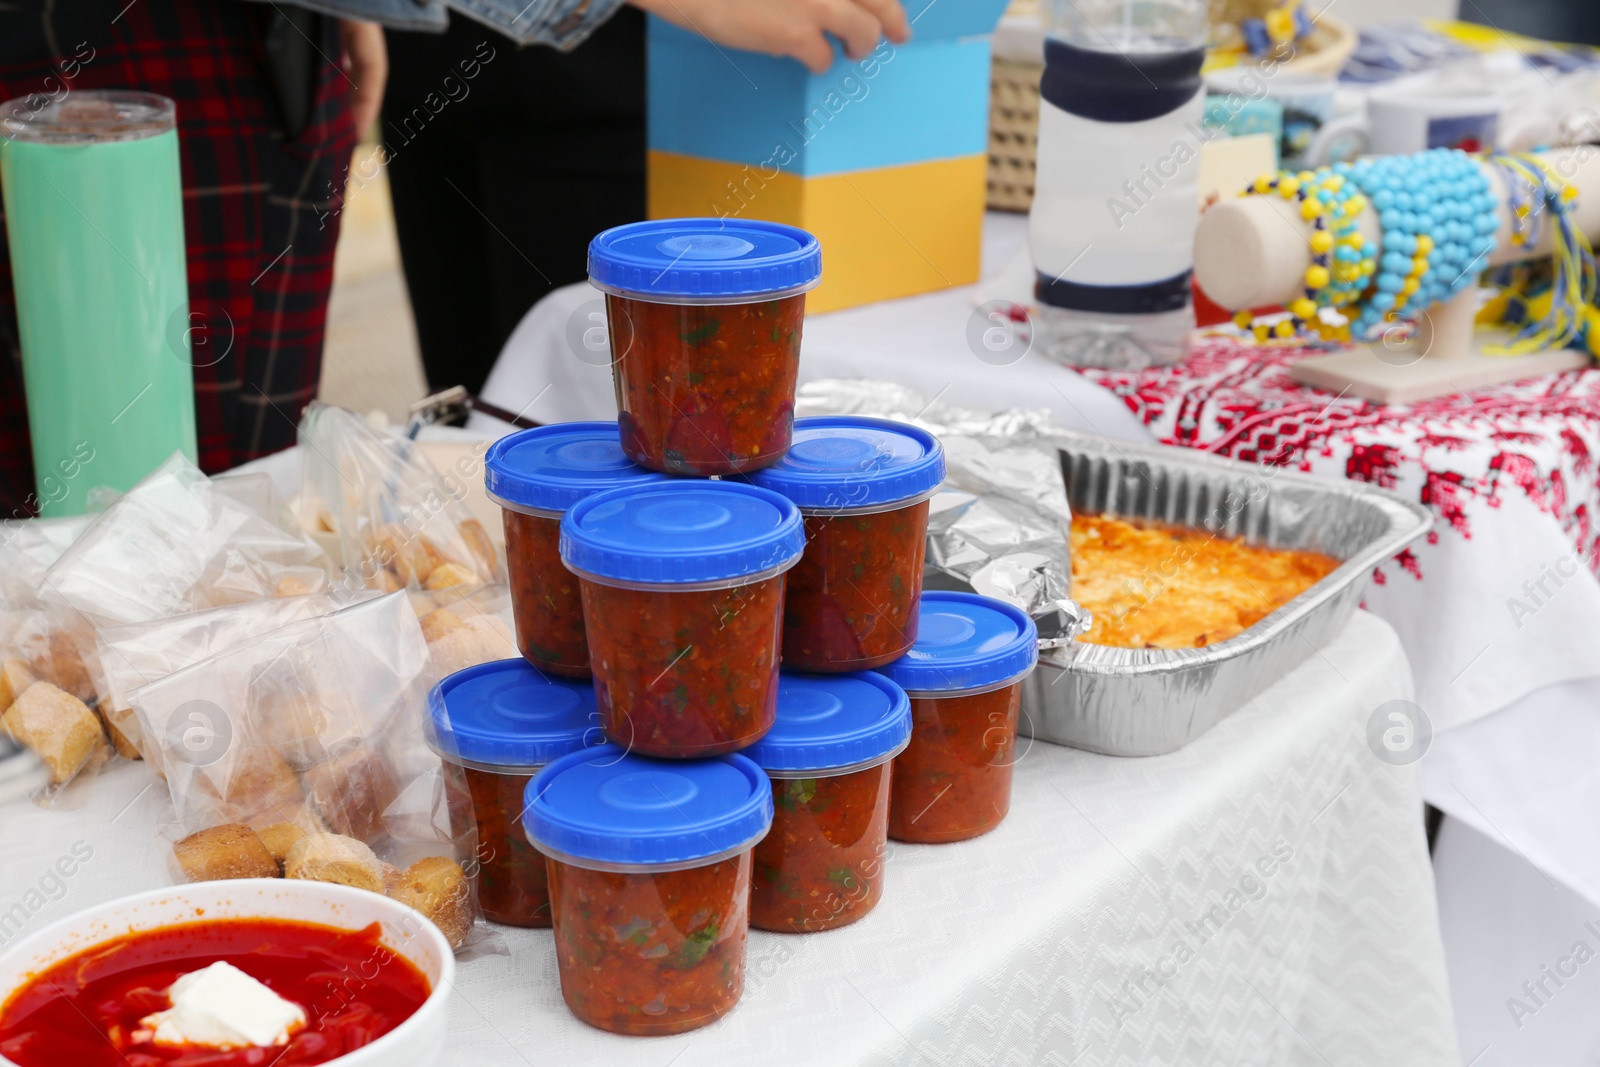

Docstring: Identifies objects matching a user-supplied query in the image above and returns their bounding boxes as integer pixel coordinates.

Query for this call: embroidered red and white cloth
[1076,336,1600,736]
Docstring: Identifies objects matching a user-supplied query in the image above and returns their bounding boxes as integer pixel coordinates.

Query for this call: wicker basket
[988,58,1042,212]
[984,11,1358,212]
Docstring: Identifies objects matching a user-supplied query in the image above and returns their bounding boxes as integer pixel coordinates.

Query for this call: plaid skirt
[0,0,356,516]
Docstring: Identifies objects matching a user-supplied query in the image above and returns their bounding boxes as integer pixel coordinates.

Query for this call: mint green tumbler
[0,91,197,516]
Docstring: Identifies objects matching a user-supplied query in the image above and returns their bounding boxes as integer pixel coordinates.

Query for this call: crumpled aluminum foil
[795,380,1089,647]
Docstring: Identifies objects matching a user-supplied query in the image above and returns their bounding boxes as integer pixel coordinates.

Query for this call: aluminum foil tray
[1022,431,1432,757]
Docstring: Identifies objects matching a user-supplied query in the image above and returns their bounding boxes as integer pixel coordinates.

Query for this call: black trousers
[381,10,646,396]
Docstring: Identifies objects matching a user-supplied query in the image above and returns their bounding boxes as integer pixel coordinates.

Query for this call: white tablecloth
[1434,816,1600,1067]
[0,611,1457,1065]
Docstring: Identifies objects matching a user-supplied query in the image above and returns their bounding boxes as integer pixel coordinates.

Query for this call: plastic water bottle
[1029,0,1208,368]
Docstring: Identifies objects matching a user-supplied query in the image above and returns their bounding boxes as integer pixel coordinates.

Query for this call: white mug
[1206,68,1338,169]
[1308,81,1503,163]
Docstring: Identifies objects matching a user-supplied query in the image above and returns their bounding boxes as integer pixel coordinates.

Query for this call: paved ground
[317,162,429,424]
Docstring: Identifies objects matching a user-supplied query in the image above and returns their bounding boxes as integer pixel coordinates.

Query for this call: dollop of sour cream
[137,961,307,1050]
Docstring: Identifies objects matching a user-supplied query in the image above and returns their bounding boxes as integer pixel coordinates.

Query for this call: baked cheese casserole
[1070,513,1341,650]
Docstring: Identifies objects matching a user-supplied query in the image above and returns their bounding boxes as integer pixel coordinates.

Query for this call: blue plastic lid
[743,671,911,774]
[560,480,804,586]
[878,592,1039,694]
[523,745,774,868]
[428,659,600,768]
[588,218,821,300]
[485,421,665,514]
[743,417,946,510]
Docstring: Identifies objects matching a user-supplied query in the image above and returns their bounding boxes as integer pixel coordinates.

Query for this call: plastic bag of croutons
[297,402,500,596]
[38,451,331,630]
[0,515,112,803]
[95,591,375,768]
[0,514,99,702]
[409,582,517,684]
[128,592,489,953]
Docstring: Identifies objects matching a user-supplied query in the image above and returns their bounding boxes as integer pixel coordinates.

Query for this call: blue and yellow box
[646,0,1009,313]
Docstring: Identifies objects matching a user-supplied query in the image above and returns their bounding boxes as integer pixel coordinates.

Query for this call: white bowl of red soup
[0,878,454,1067]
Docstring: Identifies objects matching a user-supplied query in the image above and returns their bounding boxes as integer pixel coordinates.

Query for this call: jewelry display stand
[1193,146,1600,403]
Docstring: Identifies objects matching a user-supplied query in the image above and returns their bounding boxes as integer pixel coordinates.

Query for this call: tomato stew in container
[879,592,1039,844]
[744,417,945,672]
[559,481,804,757]
[743,671,911,933]
[428,659,600,927]
[587,218,821,476]
[523,745,773,1035]
[485,422,664,678]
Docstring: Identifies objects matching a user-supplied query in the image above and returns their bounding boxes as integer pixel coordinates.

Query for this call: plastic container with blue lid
[523,744,774,1035]
[878,592,1040,845]
[589,218,821,305]
[524,745,773,870]
[485,421,663,517]
[745,416,946,673]
[560,480,805,758]
[428,659,600,770]
[743,416,945,515]
[744,671,912,933]
[587,218,822,477]
[428,659,601,927]
[878,591,1039,696]
[484,421,663,678]
[744,671,912,778]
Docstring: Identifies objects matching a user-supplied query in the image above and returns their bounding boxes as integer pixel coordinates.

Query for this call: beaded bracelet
[1233,149,1499,345]
[1479,152,1594,356]
[1235,168,1370,342]
[1342,149,1498,339]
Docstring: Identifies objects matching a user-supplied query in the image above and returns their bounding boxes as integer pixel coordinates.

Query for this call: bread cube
[305,747,398,842]
[0,658,37,714]
[423,562,478,591]
[418,608,465,644]
[257,822,307,868]
[284,833,385,894]
[389,856,472,949]
[2,681,104,784]
[173,824,281,882]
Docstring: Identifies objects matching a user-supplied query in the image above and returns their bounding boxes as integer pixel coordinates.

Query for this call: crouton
[426,615,514,676]
[252,686,332,770]
[418,608,465,644]
[372,525,430,586]
[198,747,303,826]
[257,822,307,869]
[273,574,317,598]
[304,747,398,842]
[2,681,104,784]
[458,519,498,578]
[284,833,384,894]
[101,712,142,760]
[0,658,37,714]
[388,856,472,949]
[173,824,280,882]
[423,561,477,591]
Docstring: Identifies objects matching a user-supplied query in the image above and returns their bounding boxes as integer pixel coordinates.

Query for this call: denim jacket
[257,0,627,48]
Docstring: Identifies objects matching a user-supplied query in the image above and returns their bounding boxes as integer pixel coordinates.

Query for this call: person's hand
[339,19,387,140]
[630,0,911,74]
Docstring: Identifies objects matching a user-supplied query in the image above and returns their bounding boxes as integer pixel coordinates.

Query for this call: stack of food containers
[428,217,1038,1036]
